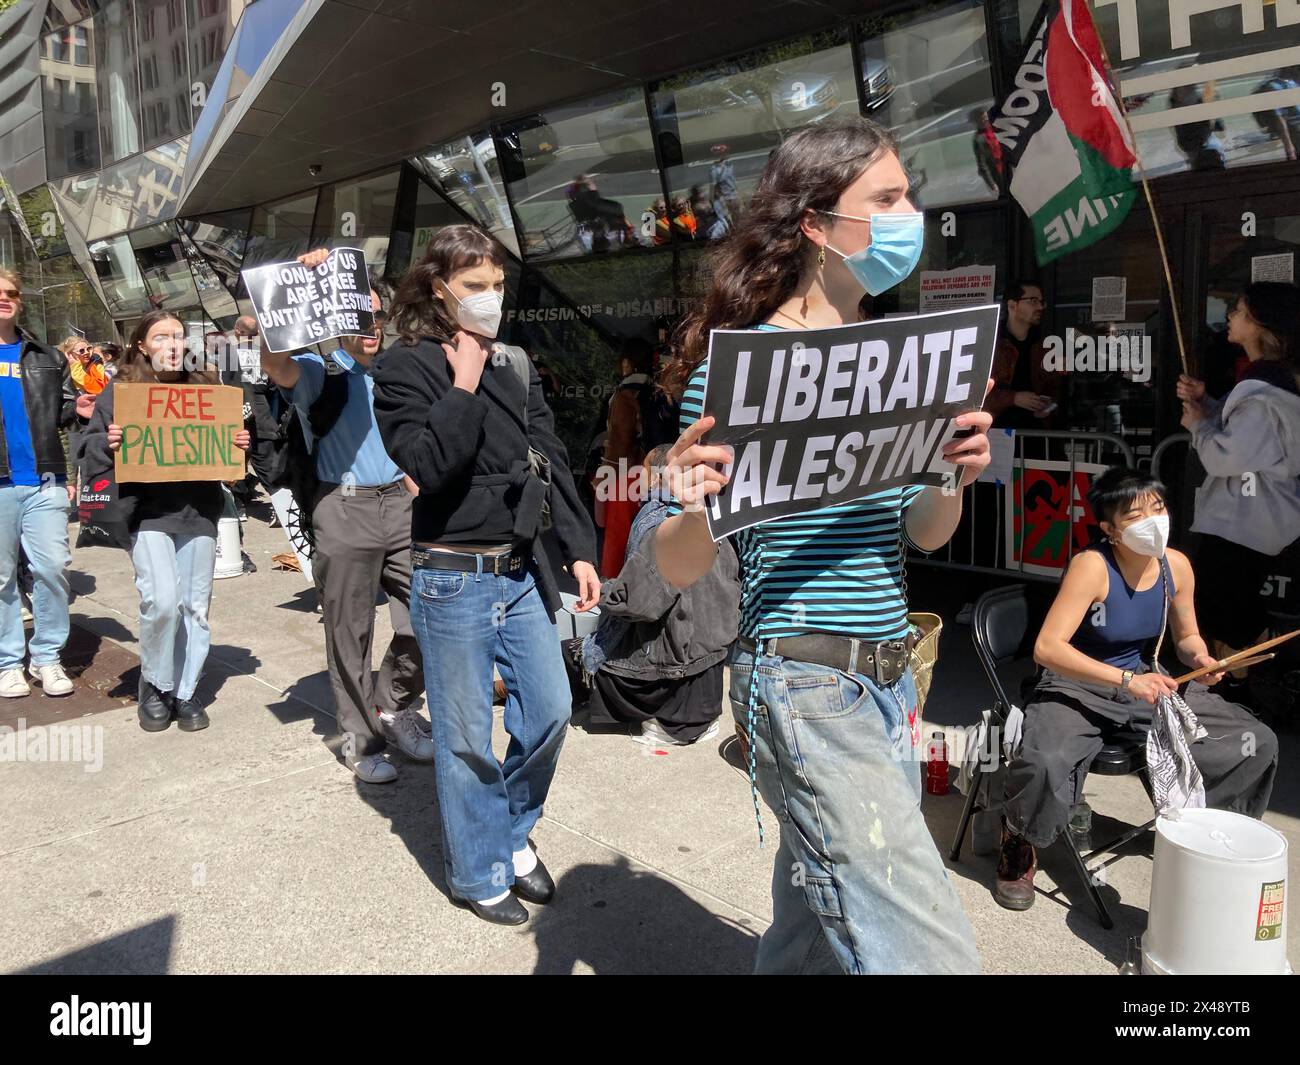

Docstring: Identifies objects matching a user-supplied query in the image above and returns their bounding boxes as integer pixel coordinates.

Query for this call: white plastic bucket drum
[213,515,243,580]
[1143,809,1289,975]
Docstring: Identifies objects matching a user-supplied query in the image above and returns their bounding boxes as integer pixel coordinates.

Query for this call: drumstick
[1172,653,1274,685]
[1168,626,1299,683]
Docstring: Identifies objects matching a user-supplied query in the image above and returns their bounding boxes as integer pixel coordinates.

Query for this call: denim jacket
[585,499,740,681]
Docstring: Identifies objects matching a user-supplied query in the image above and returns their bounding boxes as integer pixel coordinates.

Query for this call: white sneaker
[0,667,30,698]
[29,663,74,697]
[379,707,437,763]
[632,718,720,748]
[346,751,398,784]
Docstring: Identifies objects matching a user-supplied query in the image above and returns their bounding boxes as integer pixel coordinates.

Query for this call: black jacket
[81,378,224,537]
[0,328,77,479]
[371,336,596,615]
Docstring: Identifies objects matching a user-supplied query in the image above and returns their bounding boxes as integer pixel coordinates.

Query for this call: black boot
[137,678,171,732]
[511,856,555,905]
[175,696,210,732]
[451,893,529,926]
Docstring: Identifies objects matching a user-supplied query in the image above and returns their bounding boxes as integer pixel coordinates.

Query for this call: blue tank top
[1068,542,1175,671]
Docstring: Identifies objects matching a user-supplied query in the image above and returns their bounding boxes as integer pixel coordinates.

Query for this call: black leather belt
[737,631,915,686]
[410,546,527,576]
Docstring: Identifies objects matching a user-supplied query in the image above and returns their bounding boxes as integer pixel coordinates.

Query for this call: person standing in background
[259,250,431,784]
[599,338,653,578]
[988,281,1061,429]
[1176,282,1300,706]
[0,267,76,699]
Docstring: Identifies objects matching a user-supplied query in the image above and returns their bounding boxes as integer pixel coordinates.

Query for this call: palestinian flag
[986,0,1138,264]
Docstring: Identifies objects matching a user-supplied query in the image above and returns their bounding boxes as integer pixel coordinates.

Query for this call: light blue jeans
[410,561,570,902]
[730,644,981,975]
[130,530,216,702]
[0,483,71,670]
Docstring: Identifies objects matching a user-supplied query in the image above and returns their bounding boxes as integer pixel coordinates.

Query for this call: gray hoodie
[1190,378,1300,555]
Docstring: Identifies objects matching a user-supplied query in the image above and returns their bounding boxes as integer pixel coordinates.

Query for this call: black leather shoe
[451,893,529,925]
[138,679,171,732]
[511,858,555,905]
[175,697,210,732]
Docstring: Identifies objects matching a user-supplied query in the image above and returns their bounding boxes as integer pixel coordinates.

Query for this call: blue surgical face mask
[823,211,925,296]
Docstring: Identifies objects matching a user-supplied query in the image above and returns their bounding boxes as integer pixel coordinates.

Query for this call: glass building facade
[4,0,1300,470]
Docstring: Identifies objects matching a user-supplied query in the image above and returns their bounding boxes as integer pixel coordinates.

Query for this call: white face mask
[444,285,503,338]
[1118,513,1170,557]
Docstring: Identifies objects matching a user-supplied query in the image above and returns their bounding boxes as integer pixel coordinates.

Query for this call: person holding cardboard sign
[656,117,991,974]
[82,312,251,733]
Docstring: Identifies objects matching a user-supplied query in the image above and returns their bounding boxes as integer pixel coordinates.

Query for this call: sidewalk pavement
[2,511,1295,974]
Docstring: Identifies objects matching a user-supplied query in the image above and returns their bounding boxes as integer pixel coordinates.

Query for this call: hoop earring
[817,246,826,268]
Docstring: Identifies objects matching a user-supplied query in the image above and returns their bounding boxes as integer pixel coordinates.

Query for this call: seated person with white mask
[993,467,1278,911]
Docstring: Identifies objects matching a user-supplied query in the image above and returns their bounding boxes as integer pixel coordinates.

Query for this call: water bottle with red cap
[925,731,949,796]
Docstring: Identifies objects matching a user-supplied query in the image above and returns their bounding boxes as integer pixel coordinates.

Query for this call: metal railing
[907,429,1135,583]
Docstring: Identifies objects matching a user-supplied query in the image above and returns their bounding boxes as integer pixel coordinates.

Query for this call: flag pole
[1094,31,1191,376]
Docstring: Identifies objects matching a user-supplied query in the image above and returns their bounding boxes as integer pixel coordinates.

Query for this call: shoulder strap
[1151,554,1173,670]
[306,360,350,439]
[492,343,532,421]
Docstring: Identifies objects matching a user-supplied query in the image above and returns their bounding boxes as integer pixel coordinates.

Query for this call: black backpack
[263,361,350,551]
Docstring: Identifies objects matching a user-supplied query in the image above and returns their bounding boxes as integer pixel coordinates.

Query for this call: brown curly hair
[389,224,506,343]
[663,117,898,397]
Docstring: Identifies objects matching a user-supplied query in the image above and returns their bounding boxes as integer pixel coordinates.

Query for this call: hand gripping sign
[242,247,374,353]
[698,304,1000,540]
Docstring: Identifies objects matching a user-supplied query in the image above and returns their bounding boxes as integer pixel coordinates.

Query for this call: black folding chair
[950,584,1156,929]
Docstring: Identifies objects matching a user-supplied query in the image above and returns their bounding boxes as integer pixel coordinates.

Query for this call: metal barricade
[907,429,1135,583]
[1149,432,1191,480]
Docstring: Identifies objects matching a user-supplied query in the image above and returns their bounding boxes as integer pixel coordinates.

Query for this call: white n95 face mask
[446,287,503,338]
[1119,513,1170,557]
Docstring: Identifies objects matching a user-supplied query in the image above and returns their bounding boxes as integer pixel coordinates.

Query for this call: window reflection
[129,222,199,310]
[413,134,517,256]
[241,191,318,287]
[502,89,661,259]
[179,208,249,293]
[858,0,998,208]
[187,0,244,107]
[46,2,101,29]
[135,0,192,148]
[314,169,400,275]
[40,17,101,177]
[1089,0,1300,177]
[650,31,858,241]
[86,233,151,316]
[89,136,188,237]
[93,0,142,166]
[177,226,240,325]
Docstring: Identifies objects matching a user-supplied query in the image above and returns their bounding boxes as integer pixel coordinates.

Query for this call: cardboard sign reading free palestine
[113,383,245,484]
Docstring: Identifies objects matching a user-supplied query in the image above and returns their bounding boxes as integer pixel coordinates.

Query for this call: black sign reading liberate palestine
[700,305,1000,540]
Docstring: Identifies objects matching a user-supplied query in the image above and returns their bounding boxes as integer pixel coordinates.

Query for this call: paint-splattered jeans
[730,645,981,975]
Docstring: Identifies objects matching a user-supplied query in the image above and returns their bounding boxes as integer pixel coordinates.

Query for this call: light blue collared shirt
[286,349,401,487]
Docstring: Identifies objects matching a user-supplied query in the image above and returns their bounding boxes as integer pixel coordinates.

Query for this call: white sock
[480,889,510,905]
[513,844,537,877]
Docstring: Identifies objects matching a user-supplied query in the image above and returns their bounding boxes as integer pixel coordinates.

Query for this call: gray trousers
[311,481,423,757]
[1004,680,1279,848]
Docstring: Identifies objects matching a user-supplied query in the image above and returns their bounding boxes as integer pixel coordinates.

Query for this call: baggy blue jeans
[410,561,570,902]
[730,644,981,974]
[0,483,70,670]
[130,530,216,702]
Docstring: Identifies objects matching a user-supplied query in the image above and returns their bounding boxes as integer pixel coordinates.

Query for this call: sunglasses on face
[0,289,21,300]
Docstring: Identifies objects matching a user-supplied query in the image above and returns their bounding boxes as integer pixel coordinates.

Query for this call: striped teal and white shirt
[680,326,925,642]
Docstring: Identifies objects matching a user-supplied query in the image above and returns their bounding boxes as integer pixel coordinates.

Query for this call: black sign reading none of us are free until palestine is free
[698,304,1001,541]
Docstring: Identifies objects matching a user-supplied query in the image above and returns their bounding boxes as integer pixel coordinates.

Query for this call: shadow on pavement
[16,916,175,975]
[530,856,760,974]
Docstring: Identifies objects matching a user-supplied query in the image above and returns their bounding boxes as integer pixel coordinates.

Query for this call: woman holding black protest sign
[657,116,993,974]
[82,311,251,734]
[372,225,599,926]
